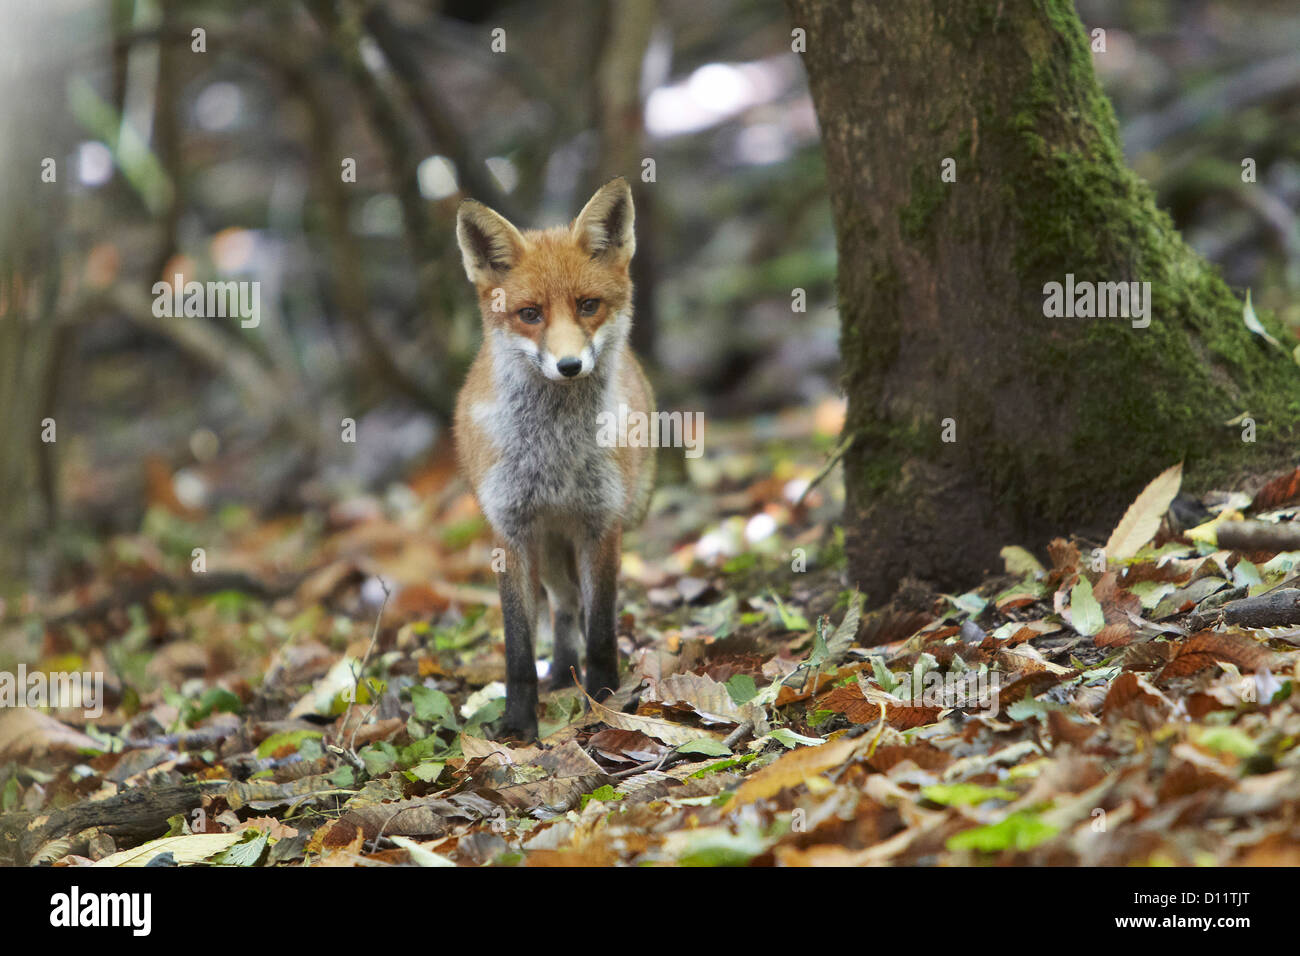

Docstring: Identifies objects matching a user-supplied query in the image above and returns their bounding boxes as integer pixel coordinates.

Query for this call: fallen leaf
[732,731,864,804]
[1104,463,1183,561]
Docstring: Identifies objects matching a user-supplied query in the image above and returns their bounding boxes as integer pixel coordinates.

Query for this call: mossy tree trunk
[787,0,1300,602]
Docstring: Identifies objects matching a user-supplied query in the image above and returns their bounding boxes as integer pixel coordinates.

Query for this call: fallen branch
[1213,520,1300,553]
[1186,588,1300,631]
[1,780,227,865]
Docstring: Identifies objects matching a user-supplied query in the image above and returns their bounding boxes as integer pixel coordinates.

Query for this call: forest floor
[4,398,1300,866]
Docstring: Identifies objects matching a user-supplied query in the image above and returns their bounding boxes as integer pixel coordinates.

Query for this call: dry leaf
[732,731,864,804]
[1104,462,1183,560]
[92,832,244,868]
[583,690,726,747]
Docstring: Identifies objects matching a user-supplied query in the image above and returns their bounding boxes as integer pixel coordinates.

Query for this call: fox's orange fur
[453,178,654,740]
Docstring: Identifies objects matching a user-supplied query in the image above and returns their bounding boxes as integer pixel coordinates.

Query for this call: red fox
[453,178,655,741]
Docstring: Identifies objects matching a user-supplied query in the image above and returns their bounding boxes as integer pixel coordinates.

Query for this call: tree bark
[787,0,1300,602]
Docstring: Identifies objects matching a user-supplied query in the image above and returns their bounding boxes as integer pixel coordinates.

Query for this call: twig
[329,577,390,769]
[795,433,853,507]
[721,720,755,750]
[609,720,755,780]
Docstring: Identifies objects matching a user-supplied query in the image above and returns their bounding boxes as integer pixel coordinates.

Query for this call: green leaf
[580,784,625,810]
[406,760,445,783]
[1000,546,1045,577]
[183,686,242,724]
[359,742,398,776]
[726,674,758,705]
[687,755,758,778]
[770,592,811,632]
[765,728,825,749]
[1195,726,1257,759]
[922,783,1017,806]
[256,729,323,759]
[946,813,1058,852]
[213,829,269,867]
[409,686,458,728]
[676,827,772,866]
[676,738,732,757]
[945,591,988,619]
[870,657,899,694]
[809,709,836,727]
[327,766,356,788]
[1069,576,1105,637]
[823,590,864,662]
[1006,693,1066,721]
[1232,560,1263,589]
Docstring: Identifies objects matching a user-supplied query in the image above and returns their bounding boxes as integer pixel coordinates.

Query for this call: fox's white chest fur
[472,331,626,545]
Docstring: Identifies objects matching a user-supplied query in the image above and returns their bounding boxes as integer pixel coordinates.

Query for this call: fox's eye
[518,307,542,324]
[578,298,601,316]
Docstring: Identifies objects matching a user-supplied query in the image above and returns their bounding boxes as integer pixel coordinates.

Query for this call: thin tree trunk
[591,0,658,359]
[787,0,1300,601]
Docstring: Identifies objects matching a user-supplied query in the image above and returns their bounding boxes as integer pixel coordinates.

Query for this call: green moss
[899,160,951,242]
[835,0,1299,595]
[960,0,1300,523]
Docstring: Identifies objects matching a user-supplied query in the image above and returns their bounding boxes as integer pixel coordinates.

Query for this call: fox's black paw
[492,708,539,743]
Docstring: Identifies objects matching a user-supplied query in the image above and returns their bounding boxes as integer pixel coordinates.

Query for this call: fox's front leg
[496,538,540,741]
[579,525,622,702]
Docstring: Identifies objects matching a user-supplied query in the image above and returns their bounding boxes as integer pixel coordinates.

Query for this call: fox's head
[456,178,635,382]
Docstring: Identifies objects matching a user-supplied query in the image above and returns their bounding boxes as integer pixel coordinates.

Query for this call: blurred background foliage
[1,0,1298,597]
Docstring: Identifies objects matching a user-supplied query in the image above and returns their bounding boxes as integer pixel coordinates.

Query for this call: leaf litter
[4,411,1300,866]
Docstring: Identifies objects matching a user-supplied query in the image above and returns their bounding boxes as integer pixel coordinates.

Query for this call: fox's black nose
[557,357,583,377]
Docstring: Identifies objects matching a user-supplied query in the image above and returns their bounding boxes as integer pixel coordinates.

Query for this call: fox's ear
[573,177,635,264]
[457,201,525,285]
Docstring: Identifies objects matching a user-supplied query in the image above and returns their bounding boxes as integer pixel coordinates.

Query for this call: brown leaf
[645,672,767,730]
[331,793,496,841]
[587,729,667,764]
[998,671,1066,712]
[1046,710,1098,746]
[820,685,943,728]
[732,732,864,804]
[1094,622,1135,648]
[460,734,543,765]
[866,742,951,772]
[1156,630,1276,683]
[489,741,611,812]
[1103,671,1171,717]
[1045,538,1081,587]
[0,709,100,763]
[583,690,726,747]
[1252,466,1300,511]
